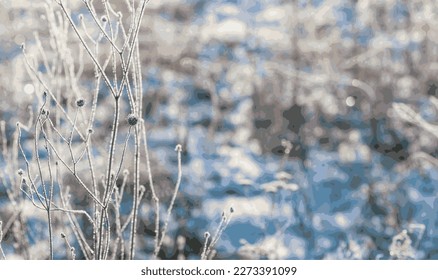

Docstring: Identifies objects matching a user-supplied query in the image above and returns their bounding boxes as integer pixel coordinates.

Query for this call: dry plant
[0,0,188,260]
[201,207,234,260]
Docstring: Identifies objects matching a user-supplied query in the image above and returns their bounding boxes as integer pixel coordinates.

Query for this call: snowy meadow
[0,0,437,260]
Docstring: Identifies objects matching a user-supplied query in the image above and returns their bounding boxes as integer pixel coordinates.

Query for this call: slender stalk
[141,121,160,254]
[97,95,120,259]
[200,232,210,260]
[44,139,55,261]
[0,221,6,260]
[129,125,140,259]
[57,1,117,98]
[155,144,183,257]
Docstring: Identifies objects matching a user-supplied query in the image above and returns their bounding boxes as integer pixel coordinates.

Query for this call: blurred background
[0,0,437,259]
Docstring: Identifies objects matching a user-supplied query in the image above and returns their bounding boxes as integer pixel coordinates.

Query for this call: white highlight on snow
[24,83,34,95]
[201,19,248,44]
[257,6,286,22]
[346,96,355,107]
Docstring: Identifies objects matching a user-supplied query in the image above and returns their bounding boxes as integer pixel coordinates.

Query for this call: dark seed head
[127,114,138,126]
[76,98,85,107]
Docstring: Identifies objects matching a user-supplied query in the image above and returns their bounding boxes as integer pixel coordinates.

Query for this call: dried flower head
[127,114,138,126]
[76,98,85,107]
[139,185,146,195]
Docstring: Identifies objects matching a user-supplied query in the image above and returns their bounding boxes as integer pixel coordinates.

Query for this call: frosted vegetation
[0,0,436,259]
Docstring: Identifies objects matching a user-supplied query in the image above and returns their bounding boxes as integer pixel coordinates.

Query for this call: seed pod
[127,114,138,126]
[76,98,85,107]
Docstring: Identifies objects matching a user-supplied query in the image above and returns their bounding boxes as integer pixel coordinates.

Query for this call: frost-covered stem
[116,0,148,98]
[58,184,92,259]
[34,97,54,260]
[44,136,55,261]
[99,106,132,260]
[0,221,6,260]
[40,134,103,206]
[21,44,85,141]
[38,111,57,261]
[205,208,234,259]
[68,108,79,174]
[155,144,183,257]
[57,0,117,97]
[97,95,120,259]
[61,232,76,260]
[129,125,141,260]
[87,31,104,258]
[83,0,121,54]
[141,122,160,255]
[0,121,7,161]
[128,16,144,259]
[200,232,210,260]
[17,125,45,208]
[112,183,126,259]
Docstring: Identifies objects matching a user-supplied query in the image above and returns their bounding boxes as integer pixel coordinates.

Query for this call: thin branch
[0,221,6,260]
[155,144,183,257]
[140,121,160,255]
[57,0,117,98]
